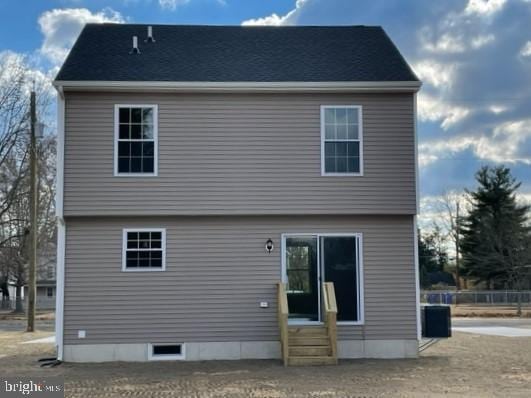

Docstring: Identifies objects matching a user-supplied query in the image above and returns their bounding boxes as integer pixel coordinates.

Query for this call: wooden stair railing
[322,282,338,364]
[277,282,289,366]
[277,281,338,366]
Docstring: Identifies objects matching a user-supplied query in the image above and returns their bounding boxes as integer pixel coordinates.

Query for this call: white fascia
[53,80,422,93]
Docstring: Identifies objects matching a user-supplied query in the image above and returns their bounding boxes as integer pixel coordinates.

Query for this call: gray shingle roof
[55,24,419,83]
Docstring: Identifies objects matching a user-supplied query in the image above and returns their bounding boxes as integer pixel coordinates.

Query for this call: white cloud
[520,41,531,57]
[488,105,508,114]
[0,51,56,108]
[242,13,288,26]
[158,0,191,10]
[516,192,531,207]
[420,31,467,54]
[418,153,440,168]
[414,1,509,132]
[417,93,471,129]
[420,0,501,55]
[464,0,507,16]
[420,31,495,54]
[38,8,124,66]
[413,60,457,89]
[418,136,477,167]
[476,119,531,164]
[470,34,495,48]
[242,0,308,26]
[418,119,531,167]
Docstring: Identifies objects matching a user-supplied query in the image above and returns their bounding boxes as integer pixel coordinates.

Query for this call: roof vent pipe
[146,26,155,43]
[130,36,140,54]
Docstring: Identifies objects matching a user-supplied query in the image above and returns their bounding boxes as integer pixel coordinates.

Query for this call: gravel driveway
[1,326,530,397]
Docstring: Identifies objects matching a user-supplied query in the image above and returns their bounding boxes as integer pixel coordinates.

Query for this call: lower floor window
[122,229,166,271]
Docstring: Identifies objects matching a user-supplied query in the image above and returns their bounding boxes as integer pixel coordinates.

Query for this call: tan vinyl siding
[63,92,416,216]
[63,215,416,345]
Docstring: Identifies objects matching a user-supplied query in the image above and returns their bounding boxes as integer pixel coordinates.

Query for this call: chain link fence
[421,290,531,306]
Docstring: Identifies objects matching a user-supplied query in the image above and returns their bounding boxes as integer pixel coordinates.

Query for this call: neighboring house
[27,253,57,301]
[53,24,421,364]
[6,254,56,307]
[22,281,56,300]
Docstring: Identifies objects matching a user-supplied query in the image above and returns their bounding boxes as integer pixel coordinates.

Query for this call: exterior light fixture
[265,238,274,254]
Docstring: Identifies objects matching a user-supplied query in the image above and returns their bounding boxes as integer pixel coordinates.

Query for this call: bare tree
[0,137,56,312]
[0,53,55,312]
[435,191,468,290]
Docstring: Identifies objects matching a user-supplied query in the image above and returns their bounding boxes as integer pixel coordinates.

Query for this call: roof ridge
[89,23,382,29]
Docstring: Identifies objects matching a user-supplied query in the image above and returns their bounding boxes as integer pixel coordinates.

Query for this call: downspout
[54,85,65,360]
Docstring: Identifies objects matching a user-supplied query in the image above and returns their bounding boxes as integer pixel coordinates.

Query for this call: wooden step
[289,336,329,346]
[288,356,337,366]
[289,345,330,357]
[288,326,328,336]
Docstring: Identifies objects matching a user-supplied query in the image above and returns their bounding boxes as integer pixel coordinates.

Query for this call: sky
[0,0,530,226]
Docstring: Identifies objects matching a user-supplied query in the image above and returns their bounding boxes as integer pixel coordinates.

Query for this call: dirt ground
[451,305,531,318]
[0,310,55,321]
[1,329,530,398]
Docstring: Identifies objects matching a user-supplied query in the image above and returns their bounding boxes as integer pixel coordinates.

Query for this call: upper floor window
[114,105,158,176]
[321,105,363,176]
[122,228,166,272]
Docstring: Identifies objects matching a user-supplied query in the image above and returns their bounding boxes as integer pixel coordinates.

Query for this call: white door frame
[281,234,321,325]
[281,233,365,326]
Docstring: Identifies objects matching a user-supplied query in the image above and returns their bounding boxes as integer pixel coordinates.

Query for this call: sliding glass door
[321,236,359,322]
[283,234,361,324]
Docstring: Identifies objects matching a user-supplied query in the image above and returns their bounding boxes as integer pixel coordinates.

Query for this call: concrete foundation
[64,339,418,362]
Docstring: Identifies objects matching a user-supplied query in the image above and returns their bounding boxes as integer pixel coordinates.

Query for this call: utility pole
[455,200,461,291]
[27,91,37,332]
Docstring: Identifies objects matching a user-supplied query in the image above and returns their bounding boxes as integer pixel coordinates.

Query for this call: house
[25,252,57,304]
[4,253,56,311]
[53,24,421,364]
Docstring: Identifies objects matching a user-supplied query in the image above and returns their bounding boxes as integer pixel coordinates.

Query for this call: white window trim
[122,228,166,272]
[280,232,365,326]
[148,343,185,361]
[320,105,364,176]
[114,104,159,177]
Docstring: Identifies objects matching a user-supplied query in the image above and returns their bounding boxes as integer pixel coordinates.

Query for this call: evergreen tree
[460,166,531,293]
[418,228,451,288]
[418,232,437,288]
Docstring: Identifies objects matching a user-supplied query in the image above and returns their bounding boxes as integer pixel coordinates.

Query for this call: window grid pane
[117,106,155,174]
[125,230,164,270]
[323,107,360,174]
